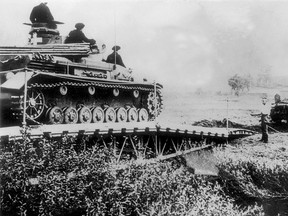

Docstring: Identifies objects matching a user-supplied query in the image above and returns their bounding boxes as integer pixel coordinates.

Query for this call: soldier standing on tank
[30,2,55,28]
[64,23,96,45]
[105,45,126,68]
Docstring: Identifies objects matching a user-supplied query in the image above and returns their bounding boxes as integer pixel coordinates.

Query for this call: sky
[1,0,288,92]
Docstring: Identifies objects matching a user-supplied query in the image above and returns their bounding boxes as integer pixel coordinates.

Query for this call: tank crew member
[105,45,126,68]
[30,2,54,24]
[64,23,96,45]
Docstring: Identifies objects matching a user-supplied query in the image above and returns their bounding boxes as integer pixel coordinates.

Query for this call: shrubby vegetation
[215,140,288,215]
[0,136,264,215]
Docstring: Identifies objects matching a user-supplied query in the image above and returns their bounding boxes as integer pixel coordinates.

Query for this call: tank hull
[1,68,163,125]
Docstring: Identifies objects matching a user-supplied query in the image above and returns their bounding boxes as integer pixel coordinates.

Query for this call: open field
[158,86,288,215]
[159,86,274,126]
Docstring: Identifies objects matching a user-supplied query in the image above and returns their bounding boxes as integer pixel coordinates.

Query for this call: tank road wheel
[63,107,78,124]
[25,89,45,120]
[48,106,63,124]
[133,90,139,98]
[88,86,96,95]
[138,108,149,122]
[78,106,92,124]
[116,107,128,122]
[104,107,116,122]
[92,106,104,123]
[127,107,138,122]
[60,86,68,95]
[113,89,120,97]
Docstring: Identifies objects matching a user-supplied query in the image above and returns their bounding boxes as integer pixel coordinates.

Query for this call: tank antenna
[22,68,28,126]
[226,96,229,143]
[113,10,117,69]
[154,81,157,121]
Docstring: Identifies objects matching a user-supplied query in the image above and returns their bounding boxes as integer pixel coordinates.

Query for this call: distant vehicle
[270,94,288,124]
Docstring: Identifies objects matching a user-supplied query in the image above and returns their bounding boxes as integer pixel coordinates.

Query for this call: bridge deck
[0,121,254,141]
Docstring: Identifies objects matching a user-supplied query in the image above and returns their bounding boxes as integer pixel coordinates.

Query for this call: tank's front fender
[1,71,34,90]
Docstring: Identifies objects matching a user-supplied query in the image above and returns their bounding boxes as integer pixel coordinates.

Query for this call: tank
[0,22,163,126]
[270,93,288,124]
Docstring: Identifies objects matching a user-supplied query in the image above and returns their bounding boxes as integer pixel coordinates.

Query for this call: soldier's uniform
[260,97,270,143]
[65,23,96,45]
[106,46,126,68]
[30,3,54,23]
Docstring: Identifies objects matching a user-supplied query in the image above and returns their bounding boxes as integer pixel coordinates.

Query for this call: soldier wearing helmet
[64,23,96,45]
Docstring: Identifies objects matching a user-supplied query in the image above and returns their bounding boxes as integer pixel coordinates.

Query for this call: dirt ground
[158,85,288,142]
[159,87,264,125]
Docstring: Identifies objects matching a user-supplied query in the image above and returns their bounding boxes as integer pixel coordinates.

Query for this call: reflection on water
[184,149,219,176]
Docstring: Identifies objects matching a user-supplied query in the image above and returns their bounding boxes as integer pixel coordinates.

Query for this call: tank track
[10,80,163,125]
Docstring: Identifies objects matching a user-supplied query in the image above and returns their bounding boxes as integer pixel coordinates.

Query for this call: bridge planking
[0,121,254,142]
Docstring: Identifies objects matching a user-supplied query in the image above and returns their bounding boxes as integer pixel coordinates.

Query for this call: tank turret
[26,21,64,45]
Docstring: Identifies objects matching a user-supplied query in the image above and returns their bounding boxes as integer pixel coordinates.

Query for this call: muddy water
[184,150,219,176]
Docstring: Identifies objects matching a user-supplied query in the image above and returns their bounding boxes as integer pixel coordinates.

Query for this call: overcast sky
[1,0,288,92]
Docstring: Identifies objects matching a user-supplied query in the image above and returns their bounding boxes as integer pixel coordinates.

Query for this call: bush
[228,74,251,96]
[215,143,288,204]
[1,137,263,215]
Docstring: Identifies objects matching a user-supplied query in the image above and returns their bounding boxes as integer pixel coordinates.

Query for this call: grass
[214,134,288,214]
[0,136,265,216]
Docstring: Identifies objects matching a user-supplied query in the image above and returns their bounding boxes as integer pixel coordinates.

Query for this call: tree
[228,74,251,96]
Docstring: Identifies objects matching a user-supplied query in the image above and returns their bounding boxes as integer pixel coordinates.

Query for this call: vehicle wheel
[92,106,104,123]
[78,106,92,123]
[48,106,63,124]
[64,106,78,124]
[127,107,138,122]
[60,86,68,95]
[133,90,139,98]
[104,107,116,122]
[113,89,119,97]
[116,107,128,122]
[25,89,45,120]
[88,86,96,95]
[138,108,149,122]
